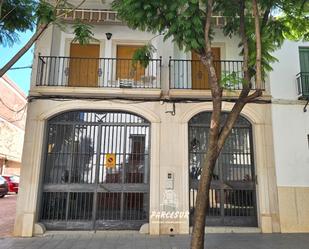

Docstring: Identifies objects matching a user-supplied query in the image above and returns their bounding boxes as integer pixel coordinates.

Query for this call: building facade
[0,75,27,176]
[14,1,309,237]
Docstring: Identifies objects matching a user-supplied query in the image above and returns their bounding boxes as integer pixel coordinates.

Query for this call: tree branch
[261,9,270,29]
[0,5,18,22]
[0,0,3,18]
[191,1,223,249]
[0,24,49,78]
[243,89,263,102]
[0,0,87,77]
[253,0,262,89]
[55,0,86,19]
[216,0,252,153]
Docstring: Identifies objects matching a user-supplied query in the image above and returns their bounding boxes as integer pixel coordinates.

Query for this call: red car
[2,175,19,194]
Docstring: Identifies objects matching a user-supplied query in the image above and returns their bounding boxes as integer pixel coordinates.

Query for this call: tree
[0,0,35,46]
[112,1,309,249]
[0,0,91,77]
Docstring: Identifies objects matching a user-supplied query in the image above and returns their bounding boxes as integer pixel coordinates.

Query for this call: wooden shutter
[68,44,100,87]
[192,48,221,89]
[116,45,145,83]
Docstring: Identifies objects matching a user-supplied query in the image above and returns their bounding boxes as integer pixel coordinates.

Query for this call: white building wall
[14,99,280,236]
[269,41,309,232]
[18,3,309,234]
[269,41,309,186]
[270,41,308,100]
[272,105,309,187]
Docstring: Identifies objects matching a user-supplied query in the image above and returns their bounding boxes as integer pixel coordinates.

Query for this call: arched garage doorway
[39,111,150,230]
[189,112,257,227]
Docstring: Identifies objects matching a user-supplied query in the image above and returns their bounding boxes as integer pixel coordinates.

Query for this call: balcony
[34,56,269,100]
[36,55,161,91]
[297,72,309,99]
[169,58,265,99]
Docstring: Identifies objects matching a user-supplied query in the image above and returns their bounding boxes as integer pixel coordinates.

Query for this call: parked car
[0,176,8,198]
[2,175,19,194]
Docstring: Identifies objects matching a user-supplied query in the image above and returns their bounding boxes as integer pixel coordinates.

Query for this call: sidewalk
[1,232,309,249]
[0,195,17,238]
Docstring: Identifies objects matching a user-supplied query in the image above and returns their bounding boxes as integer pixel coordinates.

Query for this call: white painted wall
[36,24,243,92]
[14,98,280,236]
[270,41,309,187]
[269,41,309,100]
[272,104,309,187]
[67,0,112,9]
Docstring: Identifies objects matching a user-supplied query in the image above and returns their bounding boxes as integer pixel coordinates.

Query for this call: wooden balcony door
[68,44,100,87]
[116,45,144,83]
[192,48,221,89]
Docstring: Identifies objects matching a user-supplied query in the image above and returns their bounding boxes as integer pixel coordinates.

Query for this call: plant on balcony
[132,43,156,68]
[113,1,309,249]
[72,20,97,45]
[220,71,244,90]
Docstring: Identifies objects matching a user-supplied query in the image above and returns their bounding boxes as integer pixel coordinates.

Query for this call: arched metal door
[39,111,150,230]
[189,112,257,227]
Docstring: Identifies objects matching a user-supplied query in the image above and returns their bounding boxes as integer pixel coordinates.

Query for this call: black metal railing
[297,72,309,98]
[169,59,263,90]
[36,56,162,89]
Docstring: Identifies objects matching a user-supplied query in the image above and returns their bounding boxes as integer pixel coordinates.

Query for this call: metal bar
[36,56,161,89]
[92,125,102,230]
[189,112,256,226]
[40,111,151,230]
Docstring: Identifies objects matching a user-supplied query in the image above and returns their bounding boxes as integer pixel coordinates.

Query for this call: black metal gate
[39,111,150,230]
[189,112,257,227]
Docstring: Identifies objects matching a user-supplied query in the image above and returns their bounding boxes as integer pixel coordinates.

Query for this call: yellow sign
[105,153,116,168]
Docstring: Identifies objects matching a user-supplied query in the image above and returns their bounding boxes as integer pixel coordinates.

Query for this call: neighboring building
[269,42,309,233]
[14,1,309,237]
[0,75,27,176]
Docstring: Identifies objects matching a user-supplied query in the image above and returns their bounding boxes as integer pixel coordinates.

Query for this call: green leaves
[72,20,96,45]
[36,1,56,25]
[113,0,309,90]
[220,72,243,90]
[0,0,36,46]
[132,44,156,68]
[113,0,206,53]
[0,0,90,47]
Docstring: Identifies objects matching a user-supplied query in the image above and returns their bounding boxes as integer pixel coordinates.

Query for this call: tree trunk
[190,1,263,249]
[0,24,49,77]
[190,146,219,249]
[191,1,223,248]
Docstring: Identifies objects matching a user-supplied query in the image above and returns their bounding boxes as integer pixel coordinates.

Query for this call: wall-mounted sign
[105,153,116,168]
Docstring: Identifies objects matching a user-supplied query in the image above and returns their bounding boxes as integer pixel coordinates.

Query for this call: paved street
[0,194,17,237]
[1,233,309,249]
[0,197,308,249]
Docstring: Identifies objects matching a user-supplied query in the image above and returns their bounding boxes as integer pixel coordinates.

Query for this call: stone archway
[179,102,281,232]
[39,110,151,230]
[188,111,257,227]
